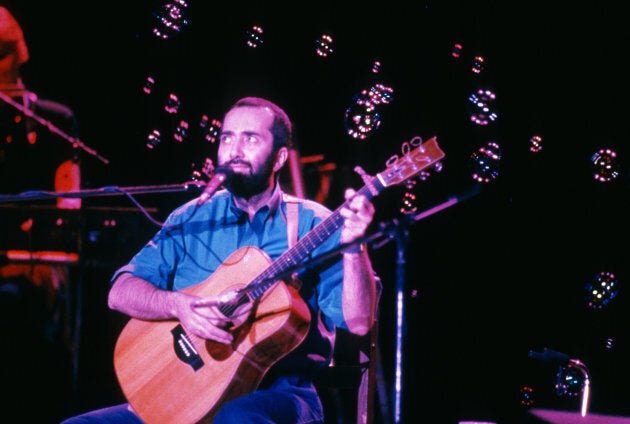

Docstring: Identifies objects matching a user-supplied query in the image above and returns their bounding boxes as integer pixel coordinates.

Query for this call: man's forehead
[224,106,274,125]
[229,105,273,116]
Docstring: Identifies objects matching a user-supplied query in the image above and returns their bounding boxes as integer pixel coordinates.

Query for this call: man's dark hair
[229,97,293,152]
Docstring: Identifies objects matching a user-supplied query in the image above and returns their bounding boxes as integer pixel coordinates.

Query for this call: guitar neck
[245,179,383,301]
[236,136,444,304]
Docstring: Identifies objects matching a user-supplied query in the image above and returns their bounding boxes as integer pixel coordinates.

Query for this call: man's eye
[219,134,258,144]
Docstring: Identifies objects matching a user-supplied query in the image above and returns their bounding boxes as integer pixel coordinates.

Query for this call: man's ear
[273,147,289,172]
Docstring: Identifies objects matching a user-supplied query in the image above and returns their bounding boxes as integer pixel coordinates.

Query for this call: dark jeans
[60,375,324,424]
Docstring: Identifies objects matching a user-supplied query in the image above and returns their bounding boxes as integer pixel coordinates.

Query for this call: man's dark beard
[224,155,276,199]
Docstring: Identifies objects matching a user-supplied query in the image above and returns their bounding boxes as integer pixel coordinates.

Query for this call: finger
[187,314,234,342]
[199,325,233,344]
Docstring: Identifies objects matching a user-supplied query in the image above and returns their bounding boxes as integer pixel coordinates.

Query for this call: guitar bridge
[171,324,204,371]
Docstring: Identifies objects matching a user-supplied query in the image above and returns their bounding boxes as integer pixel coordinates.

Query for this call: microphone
[196,166,230,206]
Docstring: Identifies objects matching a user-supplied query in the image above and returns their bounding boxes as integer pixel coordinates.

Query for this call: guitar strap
[283,194,301,289]
[283,193,299,249]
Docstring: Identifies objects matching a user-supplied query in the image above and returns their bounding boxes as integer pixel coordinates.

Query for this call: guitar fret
[247,215,342,301]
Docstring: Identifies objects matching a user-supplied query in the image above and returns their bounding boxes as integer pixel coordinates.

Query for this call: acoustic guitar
[113,136,445,423]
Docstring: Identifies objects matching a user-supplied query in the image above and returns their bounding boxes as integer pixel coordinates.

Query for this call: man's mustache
[225,160,251,169]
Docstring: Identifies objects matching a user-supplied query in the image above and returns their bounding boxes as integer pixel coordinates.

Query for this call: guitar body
[113,246,311,424]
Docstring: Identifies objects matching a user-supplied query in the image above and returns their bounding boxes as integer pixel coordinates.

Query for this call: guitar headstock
[376,136,445,188]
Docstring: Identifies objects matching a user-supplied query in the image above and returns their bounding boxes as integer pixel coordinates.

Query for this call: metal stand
[386,187,480,423]
[286,185,480,423]
[391,218,410,424]
[529,348,591,417]
[0,90,109,165]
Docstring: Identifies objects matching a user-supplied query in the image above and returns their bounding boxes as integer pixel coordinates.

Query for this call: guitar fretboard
[220,136,444,316]
[248,179,384,303]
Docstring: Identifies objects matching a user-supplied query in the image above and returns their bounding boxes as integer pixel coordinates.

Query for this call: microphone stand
[256,184,481,424]
[392,216,409,424]
[0,90,110,165]
[0,181,205,203]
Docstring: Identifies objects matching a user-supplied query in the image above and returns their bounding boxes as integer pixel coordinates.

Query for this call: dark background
[3,1,630,423]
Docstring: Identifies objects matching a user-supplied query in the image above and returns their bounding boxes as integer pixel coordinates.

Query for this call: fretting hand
[339,188,375,245]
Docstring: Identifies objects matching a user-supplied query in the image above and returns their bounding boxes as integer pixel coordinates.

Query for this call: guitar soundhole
[171,324,204,371]
[206,321,252,361]
[206,339,234,361]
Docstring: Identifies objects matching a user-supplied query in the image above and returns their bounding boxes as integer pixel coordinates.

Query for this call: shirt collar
[229,182,284,220]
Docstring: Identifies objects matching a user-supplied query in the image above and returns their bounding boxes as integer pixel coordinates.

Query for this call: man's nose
[227,138,244,157]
